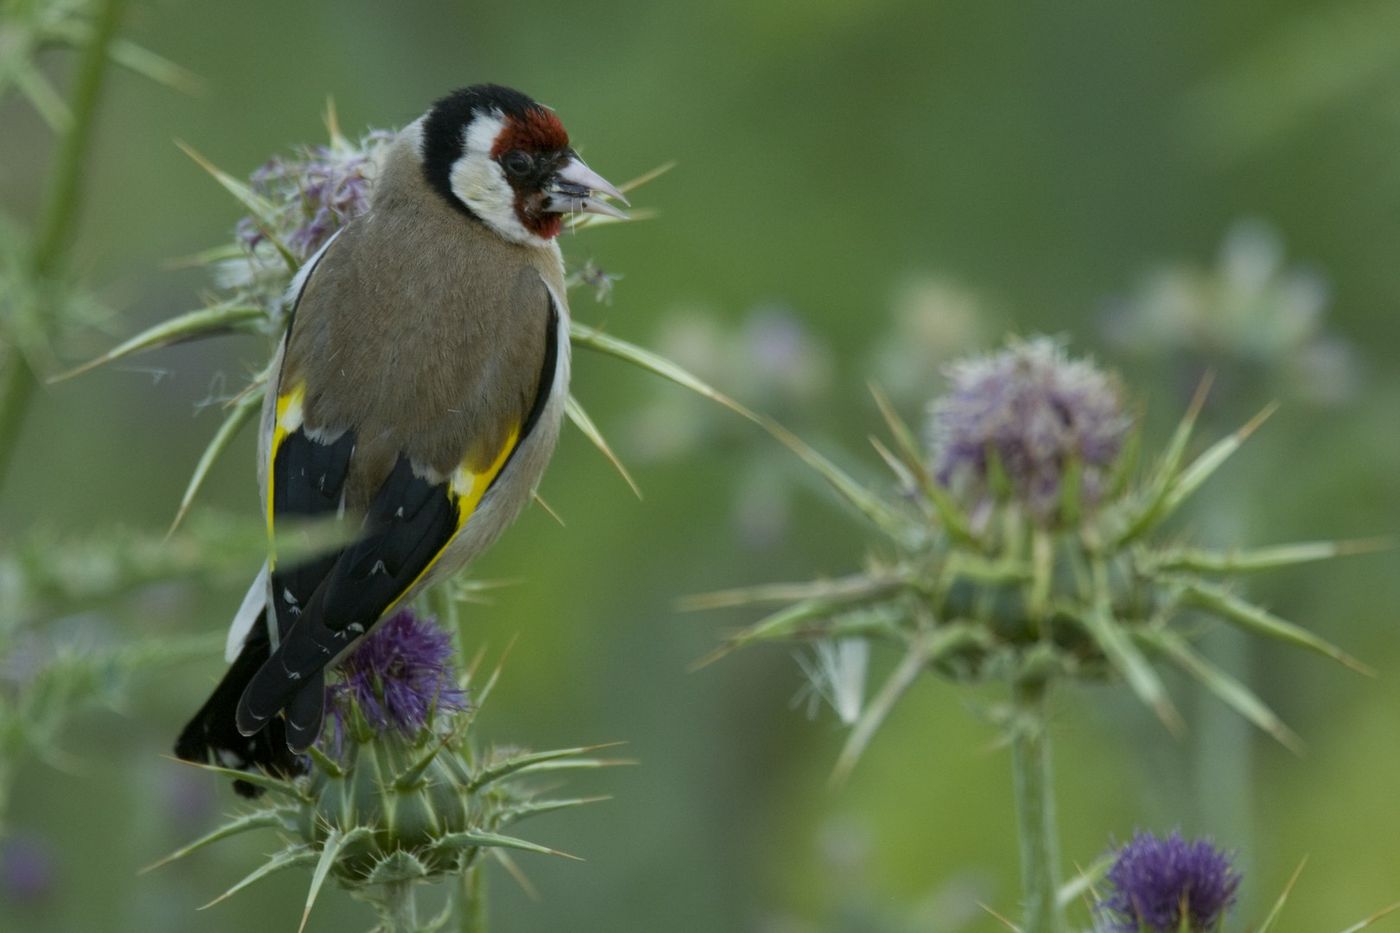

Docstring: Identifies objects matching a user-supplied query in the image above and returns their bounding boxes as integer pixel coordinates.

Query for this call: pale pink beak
[543,156,629,219]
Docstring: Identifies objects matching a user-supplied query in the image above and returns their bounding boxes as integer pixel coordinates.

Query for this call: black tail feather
[284,671,326,753]
[174,614,308,798]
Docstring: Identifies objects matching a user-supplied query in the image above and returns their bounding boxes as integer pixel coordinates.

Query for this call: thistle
[690,335,1373,932]
[1102,220,1355,407]
[1096,831,1240,933]
[151,612,620,931]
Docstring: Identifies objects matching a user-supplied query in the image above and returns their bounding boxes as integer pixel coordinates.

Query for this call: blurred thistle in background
[1103,220,1357,410]
[693,335,1377,930]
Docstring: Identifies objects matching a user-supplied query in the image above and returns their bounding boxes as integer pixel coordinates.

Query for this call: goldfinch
[175,84,626,793]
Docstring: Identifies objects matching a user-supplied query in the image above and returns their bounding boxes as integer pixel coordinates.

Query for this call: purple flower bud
[927,338,1129,524]
[1097,831,1241,933]
[323,610,467,745]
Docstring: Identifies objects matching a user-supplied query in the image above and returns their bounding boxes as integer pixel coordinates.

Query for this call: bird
[174,84,627,795]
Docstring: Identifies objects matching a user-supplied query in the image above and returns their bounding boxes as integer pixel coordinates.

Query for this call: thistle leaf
[831,625,979,783]
[940,551,1032,587]
[393,716,471,789]
[176,140,298,270]
[678,571,911,611]
[571,322,916,542]
[691,600,839,669]
[434,830,581,861]
[305,744,345,778]
[36,19,202,94]
[299,827,371,933]
[170,384,264,532]
[565,394,641,498]
[164,755,306,801]
[1112,373,1213,544]
[569,320,754,419]
[491,849,541,901]
[869,383,977,545]
[1255,857,1307,933]
[1148,538,1391,575]
[1337,901,1400,933]
[140,810,284,874]
[1056,852,1115,908]
[15,65,72,131]
[469,743,626,791]
[503,756,635,776]
[1138,628,1303,753]
[52,303,264,382]
[499,795,612,825]
[1179,579,1373,675]
[1082,603,1183,735]
[108,38,202,94]
[1155,403,1276,521]
[616,160,676,195]
[199,845,318,909]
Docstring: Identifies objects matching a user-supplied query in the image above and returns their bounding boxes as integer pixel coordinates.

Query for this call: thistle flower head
[324,609,466,745]
[1098,831,1240,933]
[213,127,393,324]
[238,131,391,261]
[927,337,1129,524]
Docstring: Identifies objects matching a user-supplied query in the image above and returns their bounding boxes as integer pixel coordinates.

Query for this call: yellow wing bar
[265,383,307,562]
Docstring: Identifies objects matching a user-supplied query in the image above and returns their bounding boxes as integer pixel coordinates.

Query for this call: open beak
[543,156,630,220]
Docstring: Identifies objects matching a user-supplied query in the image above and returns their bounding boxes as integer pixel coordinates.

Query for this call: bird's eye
[503,150,534,177]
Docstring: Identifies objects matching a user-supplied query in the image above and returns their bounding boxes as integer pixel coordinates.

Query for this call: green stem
[1011,676,1066,933]
[381,880,419,932]
[0,0,126,492]
[460,862,487,933]
[0,356,37,489]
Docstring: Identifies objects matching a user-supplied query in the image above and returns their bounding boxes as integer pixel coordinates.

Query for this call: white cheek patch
[448,112,546,246]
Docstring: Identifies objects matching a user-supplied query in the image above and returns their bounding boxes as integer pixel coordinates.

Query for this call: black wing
[236,299,561,751]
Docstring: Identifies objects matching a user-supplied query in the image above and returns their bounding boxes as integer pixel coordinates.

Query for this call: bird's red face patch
[491,108,569,159]
[492,108,571,239]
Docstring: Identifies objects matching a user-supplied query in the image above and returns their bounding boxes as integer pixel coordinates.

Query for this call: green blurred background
[3,0,1400,930]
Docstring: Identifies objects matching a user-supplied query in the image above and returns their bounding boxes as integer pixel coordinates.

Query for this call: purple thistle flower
[927,337,1130,524]
[1097,831,1241,932]
[242,132,391,263]
[323,610,467,745]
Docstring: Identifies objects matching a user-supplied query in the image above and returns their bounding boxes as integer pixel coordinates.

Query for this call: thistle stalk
[461,862,487,933]
[1010,676,1066,933]
[0,0,127,491]
[381,880,419,932]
